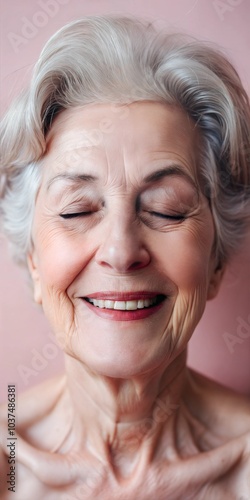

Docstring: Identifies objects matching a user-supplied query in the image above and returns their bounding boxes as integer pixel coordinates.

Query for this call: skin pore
[1,102,250,499]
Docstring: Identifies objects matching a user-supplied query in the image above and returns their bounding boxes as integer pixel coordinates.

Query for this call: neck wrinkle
[63,350,188,469]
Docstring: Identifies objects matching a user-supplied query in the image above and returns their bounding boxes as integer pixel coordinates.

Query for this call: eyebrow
[143,165,197,188]
[46,173,98,191]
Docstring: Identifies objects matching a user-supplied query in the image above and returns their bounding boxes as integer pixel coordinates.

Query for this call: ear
[27,250,42,304]
[207,262,226,300]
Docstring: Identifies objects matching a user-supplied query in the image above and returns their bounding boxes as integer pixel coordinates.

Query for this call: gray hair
[1,15,250,267]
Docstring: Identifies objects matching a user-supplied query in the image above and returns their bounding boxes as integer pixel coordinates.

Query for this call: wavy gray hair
[1,16,250,267]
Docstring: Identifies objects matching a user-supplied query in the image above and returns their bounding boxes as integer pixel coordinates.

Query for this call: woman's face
[29,102,223,377]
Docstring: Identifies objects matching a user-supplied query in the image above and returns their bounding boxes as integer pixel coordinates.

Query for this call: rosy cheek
[168,251,207,290]
[36,232,90,291]
[156,225,213,290]
[43,259,72,290]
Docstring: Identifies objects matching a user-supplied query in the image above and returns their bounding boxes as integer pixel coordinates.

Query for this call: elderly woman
[0,15,250,499]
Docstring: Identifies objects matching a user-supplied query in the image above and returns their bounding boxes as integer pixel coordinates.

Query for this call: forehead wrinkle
[44,102,201,197]
[45,112,105,156]
[46,135,104,160]
[99,131,131,192]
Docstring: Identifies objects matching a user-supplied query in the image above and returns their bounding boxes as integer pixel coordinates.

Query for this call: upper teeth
[87,297,157,310]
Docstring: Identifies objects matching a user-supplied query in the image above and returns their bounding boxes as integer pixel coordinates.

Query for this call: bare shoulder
[0,374,67,446]
[0,375,69,498]
[186,368,250,437]
[1,374,65,418]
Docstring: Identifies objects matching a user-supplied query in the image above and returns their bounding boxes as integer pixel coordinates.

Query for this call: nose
[95,216,151,273]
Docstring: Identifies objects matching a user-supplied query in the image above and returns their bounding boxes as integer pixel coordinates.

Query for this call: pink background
[1,0,250,402]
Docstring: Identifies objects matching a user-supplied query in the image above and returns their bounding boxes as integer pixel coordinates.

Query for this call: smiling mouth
[84,295,166,311]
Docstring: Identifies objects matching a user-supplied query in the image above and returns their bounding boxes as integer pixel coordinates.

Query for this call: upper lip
[83,292,165,300]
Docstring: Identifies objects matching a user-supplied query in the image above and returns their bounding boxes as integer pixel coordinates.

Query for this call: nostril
[129,261,145,270]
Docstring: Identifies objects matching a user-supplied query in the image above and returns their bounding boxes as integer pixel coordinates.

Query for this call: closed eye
[60,211,93,219]
[149,211,185,220]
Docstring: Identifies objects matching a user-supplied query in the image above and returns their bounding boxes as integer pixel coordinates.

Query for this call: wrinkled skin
[1,103,249,499]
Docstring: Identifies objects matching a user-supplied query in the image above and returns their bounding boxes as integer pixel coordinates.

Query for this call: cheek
[33,230,96,348]
[156,219,215,292]
[157,218,215,348]
[35,229,93,292]
[166,245,208,290]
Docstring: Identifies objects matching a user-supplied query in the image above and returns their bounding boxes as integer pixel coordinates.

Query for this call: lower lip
[81,299,165,321]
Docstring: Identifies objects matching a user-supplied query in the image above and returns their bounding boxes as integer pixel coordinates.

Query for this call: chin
[70,339,172,379]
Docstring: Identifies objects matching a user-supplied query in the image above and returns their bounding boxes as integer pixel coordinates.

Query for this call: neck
[63,350,188,473]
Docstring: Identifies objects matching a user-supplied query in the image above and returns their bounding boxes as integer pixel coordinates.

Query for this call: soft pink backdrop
[1,0,250,402]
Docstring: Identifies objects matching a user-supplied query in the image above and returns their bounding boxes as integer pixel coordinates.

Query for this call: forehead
[44,101,200,182]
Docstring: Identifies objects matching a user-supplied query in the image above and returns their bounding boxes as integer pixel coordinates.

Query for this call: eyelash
[149,211,185,221]
[60,211,92,219]
[59,210,185,221]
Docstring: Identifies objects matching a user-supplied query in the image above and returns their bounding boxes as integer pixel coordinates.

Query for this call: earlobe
[207,262,226,301]
[27,251,42,304]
